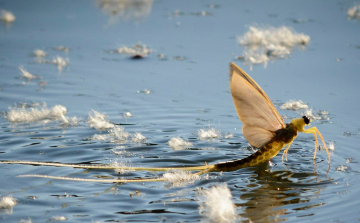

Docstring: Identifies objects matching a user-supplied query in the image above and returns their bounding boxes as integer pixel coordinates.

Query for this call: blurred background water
[0,0,360,222]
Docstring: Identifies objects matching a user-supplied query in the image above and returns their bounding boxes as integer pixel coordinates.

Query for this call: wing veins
[230,62,285,129]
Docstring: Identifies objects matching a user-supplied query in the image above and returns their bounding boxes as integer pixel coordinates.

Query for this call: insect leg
[301,127,318,159]
[314,127,331,162]
[282,140,294,162]
[302,127,330,162]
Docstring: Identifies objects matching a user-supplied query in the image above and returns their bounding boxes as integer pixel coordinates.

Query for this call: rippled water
[1,1,360,222]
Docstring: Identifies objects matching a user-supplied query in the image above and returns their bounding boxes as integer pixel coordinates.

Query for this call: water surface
[1,0,360,222]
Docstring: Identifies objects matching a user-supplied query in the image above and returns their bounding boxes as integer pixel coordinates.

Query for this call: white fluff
[48,216,67,221]
[53,46,70,52]
[87,110,144,143]
[37,56,69,72]
[112,43,152,58]
[87,110,114,130]
[0,196,17,209]
[131,132,146,142]
[224,133,233,139]
[0,9,15,23]
[265,44,291,58]
[301,109,329,121]
[111,160,134,174]
[108,126,130,143]
[163,170,201,187]
[280,100,308,110]
[239,26,310,48]
[336,165,348,172]
[96,0,154,26]
[89,134,108,141]
[301,109,319,120]
[198,128,221,140]
[168,137,193,150]
[242,50,269,68]
[19,66,38,81]
[65,116,79,126]
[198,184,237,223]
[32,49,47,57]
[19,218,33,223]
[348,4,360,19]
[237,25,310,68]
[328,141,335,151]
[89,125,145,144]
[51,56,69,71]
[5,104,70,124]
[123,111,133,117]
[137,89,151,94]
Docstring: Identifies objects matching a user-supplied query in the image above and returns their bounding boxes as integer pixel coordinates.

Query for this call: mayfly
[0,62,330,182]
[223,62,330,170]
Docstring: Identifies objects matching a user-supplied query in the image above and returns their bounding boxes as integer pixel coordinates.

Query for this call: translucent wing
[242,125,276,148]
[229,62,285,147]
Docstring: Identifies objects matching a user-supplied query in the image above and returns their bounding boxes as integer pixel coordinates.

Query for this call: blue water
[1,0,360,222]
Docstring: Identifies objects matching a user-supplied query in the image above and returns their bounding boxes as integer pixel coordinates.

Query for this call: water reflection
[95,0,154,27]
[232,162,330,222]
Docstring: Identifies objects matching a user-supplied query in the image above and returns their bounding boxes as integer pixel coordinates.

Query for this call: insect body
[215,122,298,171]
[0,62,330,182]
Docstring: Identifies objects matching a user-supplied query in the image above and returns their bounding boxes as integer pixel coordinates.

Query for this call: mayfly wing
[229,62,286,148]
